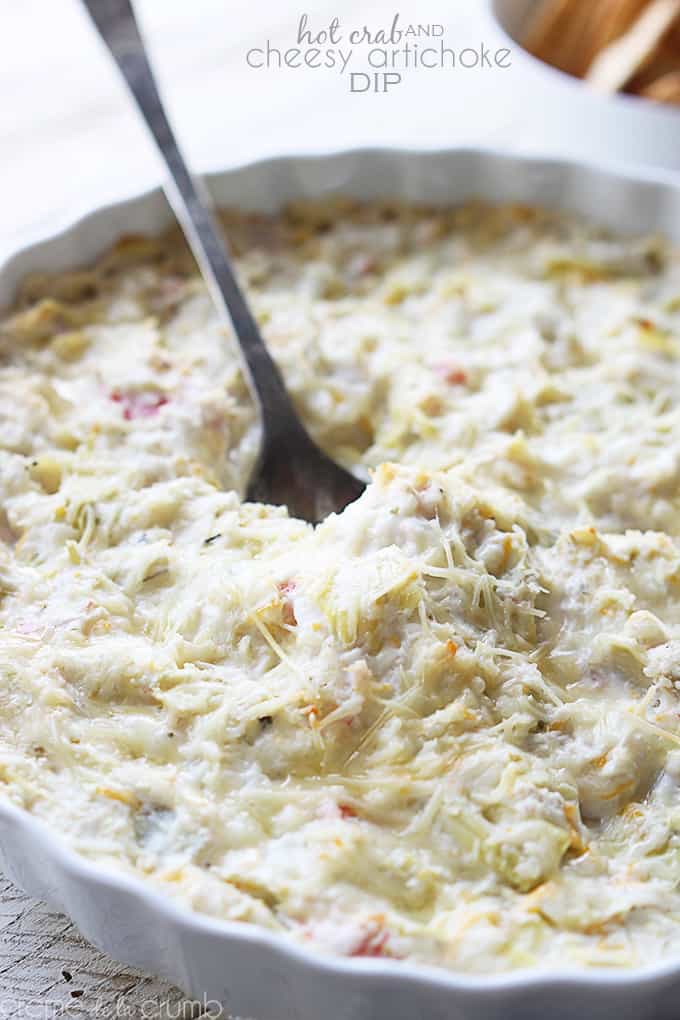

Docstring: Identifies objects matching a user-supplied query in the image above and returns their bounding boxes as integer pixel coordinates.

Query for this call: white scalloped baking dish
[4,148,680,1020]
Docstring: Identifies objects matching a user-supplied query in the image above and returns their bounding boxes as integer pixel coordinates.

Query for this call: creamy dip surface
[3,199,680,973]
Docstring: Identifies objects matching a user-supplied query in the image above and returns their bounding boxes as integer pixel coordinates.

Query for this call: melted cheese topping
[2,199,680,972]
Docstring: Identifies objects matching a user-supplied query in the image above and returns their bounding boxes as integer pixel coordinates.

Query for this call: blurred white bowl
[5,148,680,1019]
[489,0,680,173]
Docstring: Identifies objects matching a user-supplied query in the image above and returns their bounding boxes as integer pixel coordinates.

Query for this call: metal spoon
[81,0,366,524]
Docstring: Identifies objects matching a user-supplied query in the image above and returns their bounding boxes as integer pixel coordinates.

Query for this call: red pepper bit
[434,363,468,386]
[277,580,297,626]
[348,253,379,277]
[350,928,390,958]
[338,803,357,819]
[110,390,169,420]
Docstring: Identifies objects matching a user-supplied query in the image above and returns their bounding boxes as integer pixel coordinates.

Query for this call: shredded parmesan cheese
[2,199,680,973]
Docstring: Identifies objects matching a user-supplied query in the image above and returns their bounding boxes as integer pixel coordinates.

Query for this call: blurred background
[3,0,679,265]
[1,0,497,257]
[2,0,680,250]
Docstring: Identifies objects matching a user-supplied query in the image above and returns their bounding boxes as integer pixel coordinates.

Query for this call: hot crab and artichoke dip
[3,198,680,973]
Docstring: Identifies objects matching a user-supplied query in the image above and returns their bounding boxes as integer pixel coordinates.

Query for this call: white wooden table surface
[1,0,678,1012]
[0,877,201,1017]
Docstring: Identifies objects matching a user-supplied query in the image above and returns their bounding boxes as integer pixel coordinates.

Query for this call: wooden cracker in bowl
[525,0,680,105]
[638,68,680,100]
[628,14,680,99]
[524,0,649,77]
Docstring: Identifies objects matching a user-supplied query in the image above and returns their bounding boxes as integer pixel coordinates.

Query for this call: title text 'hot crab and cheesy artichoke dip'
[3,199,680,972]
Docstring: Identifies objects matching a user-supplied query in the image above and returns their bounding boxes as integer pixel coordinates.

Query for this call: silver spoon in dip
[81,0,366,524]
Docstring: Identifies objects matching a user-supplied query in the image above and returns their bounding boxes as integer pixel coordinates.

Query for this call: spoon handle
[82,0,297,423]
